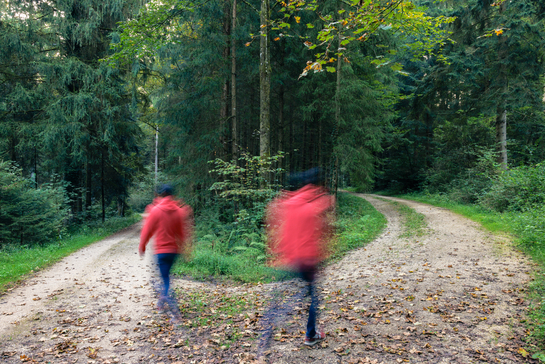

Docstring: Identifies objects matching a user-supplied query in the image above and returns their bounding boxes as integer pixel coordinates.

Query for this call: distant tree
[1,0,144,222]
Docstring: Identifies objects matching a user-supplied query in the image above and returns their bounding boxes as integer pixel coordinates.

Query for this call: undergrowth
[174,192,386,283]
[0,214,141,292]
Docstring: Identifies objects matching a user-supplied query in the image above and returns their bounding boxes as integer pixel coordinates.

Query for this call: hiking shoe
[304,331,325,346]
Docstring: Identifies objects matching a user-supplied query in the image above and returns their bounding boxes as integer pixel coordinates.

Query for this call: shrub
[480,163,545,212]
[0,161,68,247]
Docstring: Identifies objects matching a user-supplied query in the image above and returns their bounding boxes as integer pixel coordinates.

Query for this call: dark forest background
[1,0,544,247]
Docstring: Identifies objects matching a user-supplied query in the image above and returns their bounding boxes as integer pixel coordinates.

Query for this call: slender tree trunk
[75,169,83,215]
[496,108,507,170]
[101,149,105,223]
[85,160,92,212]
[221,79,229,157]
[221,0,230,159]
[495,1,507,171]
[155,126,159,187]
[288,103,293,174]
[9,136,16,162]
[34,146,38,189]
[231,0,238,159]
[333,30,343,195]
[259,0,270,160]
[318,118,323,168]
[302,118,307,171]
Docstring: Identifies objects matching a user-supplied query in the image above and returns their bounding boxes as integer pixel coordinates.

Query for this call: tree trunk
[221,0,230,159]
[34,146,38,189]
[231,0,238,159]
[85,160,92,213]
[496,108,507,170]
[333,29,343,195]
[259,0,270,160]
[155,126,159,187]
[101,149,105,223]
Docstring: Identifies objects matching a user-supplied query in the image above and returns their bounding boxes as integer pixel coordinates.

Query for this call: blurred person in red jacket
[264,168,335,347]
[139,184,193,312]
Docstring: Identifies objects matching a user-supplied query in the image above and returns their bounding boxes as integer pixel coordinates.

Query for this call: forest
[2,0,545,358]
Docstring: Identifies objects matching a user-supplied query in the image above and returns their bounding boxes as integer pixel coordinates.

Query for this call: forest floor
[0,194,536,364]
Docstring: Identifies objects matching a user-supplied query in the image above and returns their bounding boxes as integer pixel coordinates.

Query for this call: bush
[479,164,545,212]
[0,161,68,247]
[174,192,386,282]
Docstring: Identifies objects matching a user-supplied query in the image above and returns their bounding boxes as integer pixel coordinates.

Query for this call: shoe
[156,296,167,311]
[304,331,325,346]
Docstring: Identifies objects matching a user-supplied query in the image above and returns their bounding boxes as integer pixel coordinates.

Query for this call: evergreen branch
[239,0,259,14]
[39,48,59,53]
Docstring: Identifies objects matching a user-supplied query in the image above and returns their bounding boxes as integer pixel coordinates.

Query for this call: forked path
[269,194,535,363]
[0,195,536,364]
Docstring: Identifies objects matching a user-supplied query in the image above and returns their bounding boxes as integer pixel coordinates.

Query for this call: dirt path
[0,222,162,363]
[264,195,535,363]
[0,195,536,363]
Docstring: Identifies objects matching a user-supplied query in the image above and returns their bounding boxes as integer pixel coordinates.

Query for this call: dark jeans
[300,267,318,338]
[258,265,320,356]
[156,253,178,297]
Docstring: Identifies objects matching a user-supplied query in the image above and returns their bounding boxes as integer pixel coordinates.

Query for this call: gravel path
[0,194,536,363]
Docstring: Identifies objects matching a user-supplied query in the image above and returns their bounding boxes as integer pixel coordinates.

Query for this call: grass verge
[374,197,427,239]
[174,192,387,283]
[328,192,387,261]
[392,192,545,361]
[0,214,141,293]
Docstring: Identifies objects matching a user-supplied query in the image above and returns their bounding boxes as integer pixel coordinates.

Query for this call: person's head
[156,184,174,197]
[287,167,323,190]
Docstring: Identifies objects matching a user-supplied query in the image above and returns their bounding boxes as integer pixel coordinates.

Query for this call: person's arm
[177,206,194,259]
[139,210,157,256]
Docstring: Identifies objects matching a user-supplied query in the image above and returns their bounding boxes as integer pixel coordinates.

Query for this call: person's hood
[285,184,326,205]
[156,196,182,212]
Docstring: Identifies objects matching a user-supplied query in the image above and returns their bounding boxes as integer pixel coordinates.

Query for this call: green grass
[0,215,141,292]
[328,192,387,261]
[394,193,507,233]
[374,197,427,239]
[174,192,387,283]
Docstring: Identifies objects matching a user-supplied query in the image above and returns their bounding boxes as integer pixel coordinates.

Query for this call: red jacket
[139,196,193,255]
[266,184,335,269]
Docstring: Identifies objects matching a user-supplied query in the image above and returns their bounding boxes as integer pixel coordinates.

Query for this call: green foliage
[0,161,68,247]
[281,0,454,76]
[328,193,387,261]
[127,168,168,212]
[480,164,545,213]
[428,147,500,204]
[174,192,386,282]
[209,152,285,206]
[1,0,144,224]
[381,0,545,192]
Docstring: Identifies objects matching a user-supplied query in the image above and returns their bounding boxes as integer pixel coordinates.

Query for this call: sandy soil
[0,194,536,364]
